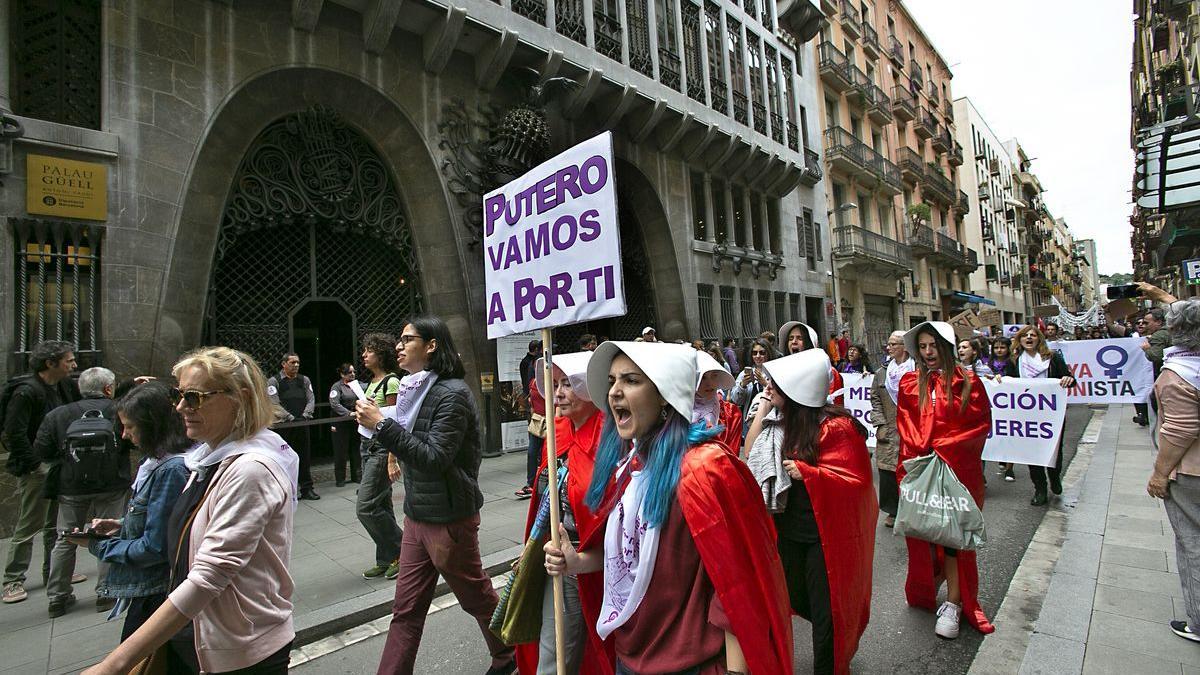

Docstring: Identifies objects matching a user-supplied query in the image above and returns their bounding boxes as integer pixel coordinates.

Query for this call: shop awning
[950,291,996,306]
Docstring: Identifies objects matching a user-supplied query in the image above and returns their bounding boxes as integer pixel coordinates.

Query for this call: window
[731,185,747,247]
[727,19,747,124]
[690,171,708,240]
[832,184,847,226]
[757,291,770,332]
[740,288,754,338]
[857,193,871,227]
[879,203,892,238]
[824,97,839,129]
[13,220,101,357]
[712,178,729,243]
[656,0,679,51]
[683,1,705,102]
[12,0,103,129]
[698,284,717,337]
[774,292,787,330]
[767,198,781,254]
[705,1,727,112]
[750,193,765,251]
[720,285,738,337]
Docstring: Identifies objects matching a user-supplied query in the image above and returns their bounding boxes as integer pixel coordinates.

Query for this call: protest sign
[981,378,1067,467]
[1002,324,1022,338]
[979,308,1001,327]
[839,372,877,448]
[1048,337,1154,403]
[1105,298,1139,320]
[948,310,979,340]
[483,131,625,339]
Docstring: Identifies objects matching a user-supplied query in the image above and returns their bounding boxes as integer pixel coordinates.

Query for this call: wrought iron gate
[206,107,422,368]
[863,295,895,366]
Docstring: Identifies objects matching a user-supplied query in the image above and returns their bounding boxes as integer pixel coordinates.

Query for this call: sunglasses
[170,388,225,410]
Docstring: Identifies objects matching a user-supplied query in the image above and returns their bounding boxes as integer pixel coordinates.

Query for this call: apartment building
[816,0,977,357]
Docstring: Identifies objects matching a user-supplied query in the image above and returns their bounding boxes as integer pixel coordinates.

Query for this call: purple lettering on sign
[580,155,608,193]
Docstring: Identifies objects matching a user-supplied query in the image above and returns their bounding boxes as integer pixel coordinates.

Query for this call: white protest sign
[839,372,877,448]
[483,131,625,339]
[1002,324,1022,338]
[981,378,1067,467]
[1048,337,1154,403]
[348,380,367,401]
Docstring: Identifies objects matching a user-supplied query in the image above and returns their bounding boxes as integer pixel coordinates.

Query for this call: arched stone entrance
[203,106,422,370]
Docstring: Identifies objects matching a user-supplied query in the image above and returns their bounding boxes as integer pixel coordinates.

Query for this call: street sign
[1184,258,1200,285]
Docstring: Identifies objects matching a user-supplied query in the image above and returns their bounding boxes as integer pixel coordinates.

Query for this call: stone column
[0,0,11,113]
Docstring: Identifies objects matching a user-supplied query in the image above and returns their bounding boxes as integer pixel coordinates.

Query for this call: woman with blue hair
[543,342,792,674]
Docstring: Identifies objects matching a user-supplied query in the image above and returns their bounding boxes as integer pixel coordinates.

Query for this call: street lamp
[826,202,858,333]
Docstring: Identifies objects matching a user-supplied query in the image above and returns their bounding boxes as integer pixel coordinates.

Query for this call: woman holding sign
[745,349,876,674]
[1002,326,1076,506]
[896,322,993,640]
[544,343,792,674]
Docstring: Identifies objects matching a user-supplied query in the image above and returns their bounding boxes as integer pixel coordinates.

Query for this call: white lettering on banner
[981,378,1067,467]
[839,372,876,449]
[1048,338,1154,404]
[483,132,625,338]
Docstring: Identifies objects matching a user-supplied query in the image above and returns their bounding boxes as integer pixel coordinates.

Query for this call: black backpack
[0,375,41,454]
[60,407,121,493]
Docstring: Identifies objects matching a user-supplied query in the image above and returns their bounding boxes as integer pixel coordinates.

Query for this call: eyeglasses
[170,388,225,410]
[398,335,424,345]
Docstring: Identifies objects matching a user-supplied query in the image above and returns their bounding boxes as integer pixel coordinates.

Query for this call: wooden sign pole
[540,327,567,674]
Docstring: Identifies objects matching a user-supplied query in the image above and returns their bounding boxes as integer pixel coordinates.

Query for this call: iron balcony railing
[833,225,913,270]
[787,121,800,152]
[899,147,925,182]
[958,189,971,213]
[868,84,893,124]
[848,64,877,107]
[867,145,903,193]
[862,24,881,58]
[949,140,964,166]
[932,126,951,153]
[910,224,936,255]
[923,168,956,205]
[891,84,916,121]
[910,68,925,91]
[818,41,853,90]
[824,125,872,174]
[838,0,862,37]
[935,231,967,267]
[888,34,905,67]
[801,147,822,186]
[915,106,936,138]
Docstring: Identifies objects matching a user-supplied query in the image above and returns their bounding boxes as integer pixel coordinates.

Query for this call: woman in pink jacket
[84,347,299,675]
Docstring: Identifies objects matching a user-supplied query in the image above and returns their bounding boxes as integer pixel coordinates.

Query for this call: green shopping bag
[894,453,987,550]
[489,535,547,646]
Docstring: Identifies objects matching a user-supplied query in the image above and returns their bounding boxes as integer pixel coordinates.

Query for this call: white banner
[1002,324,1022,338]
[483,131,625,339]
[1048,337,1155,403]
[982,378,1067,467]
[839,372,877,449]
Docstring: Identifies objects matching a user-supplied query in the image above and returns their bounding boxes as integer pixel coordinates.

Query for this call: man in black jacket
[1,341,79,605]
[267,353,320,500]
[37,367,130,617]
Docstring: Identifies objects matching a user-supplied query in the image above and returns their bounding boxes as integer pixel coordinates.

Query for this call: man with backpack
[36,367,130,617]
[1,340,79,605]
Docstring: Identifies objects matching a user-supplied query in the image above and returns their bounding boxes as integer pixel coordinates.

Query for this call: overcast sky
[902,0,1134,274]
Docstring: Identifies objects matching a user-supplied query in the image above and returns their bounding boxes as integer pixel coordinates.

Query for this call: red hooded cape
[894,368,994,634]
[794,415,877,674]
[676,443,794,675]
[715,399,744,455]
[829,367,845,407]
[516,412,613,675]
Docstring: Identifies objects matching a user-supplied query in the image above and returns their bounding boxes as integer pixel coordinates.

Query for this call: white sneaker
[935,601,961,639]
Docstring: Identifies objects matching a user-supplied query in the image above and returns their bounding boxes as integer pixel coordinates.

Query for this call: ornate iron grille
[656,0,681,91]
[697,284,717,339]
[208,107,422,368]
[627,0,654,77]
[747,34,766,134]
[555,0,587,45]
[11,219,100,358]
[719,286,737,338]
[659,47,682,91]
[682,1,705,103]
[511,0,546,24]
[739,288,754,339]
[594,1,623,60]
[704,1,727,113]
[12,0,102,129]
[774,291,786,330]
[757,290,769,332]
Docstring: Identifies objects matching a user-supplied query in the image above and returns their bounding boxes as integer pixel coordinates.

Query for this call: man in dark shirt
[2,341,79,604]
[268,353,319,500]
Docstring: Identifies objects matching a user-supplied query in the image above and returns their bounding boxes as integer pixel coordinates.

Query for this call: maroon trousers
[376,513,513,675]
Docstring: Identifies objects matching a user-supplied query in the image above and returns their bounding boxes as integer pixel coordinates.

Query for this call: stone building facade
[815,0,977,360]
[0,0,829,445]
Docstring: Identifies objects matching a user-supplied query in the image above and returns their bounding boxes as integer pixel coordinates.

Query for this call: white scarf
[1019,351,1050,379]
[184,428,301,502]
[1163,346,1200,392]
[886,357,915,404]
[131,456,164,494]
[746,408,791,512]
[597,454,660,640]
[391,370,439,432]
[692,393,720,428]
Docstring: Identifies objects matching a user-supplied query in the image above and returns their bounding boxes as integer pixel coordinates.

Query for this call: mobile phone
[60,529,113,541]
[1106,284,1140,300]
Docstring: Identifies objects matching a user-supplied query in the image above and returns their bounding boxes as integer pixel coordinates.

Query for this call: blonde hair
[172,347,275,440]
[1011,326,1052,360]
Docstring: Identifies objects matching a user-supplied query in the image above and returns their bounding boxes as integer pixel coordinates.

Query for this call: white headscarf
[886,356,915,404]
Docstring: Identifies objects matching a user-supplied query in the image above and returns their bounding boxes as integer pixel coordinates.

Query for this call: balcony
[910,68,925,92]
[787,121,800,152]
[838,0,863,38]
[847,64,876,108]
[922,167,956,206]
[959,247,980,273]
[891,85,916,122]
[931,126,951,153]
[915,107,936,139]
[944,99,955,123]
[824,125,872,178]
[833,225,913,276]
[958,189,971,215]
[928,81,940,108]
[949,140,964,166]
[819,42,853,92]
[800,147,823,187]
[868,146,903,196]
[862,24,881,59]
[899,147,925,184]
[910,224,936,257]
[934,231,967,268]
[888,34,905,68]
[867,85,894,125]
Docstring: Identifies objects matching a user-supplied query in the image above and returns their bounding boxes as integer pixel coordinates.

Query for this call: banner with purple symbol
[838,372,876,448]
[982,378,1068,467]
[483,131,625,339]
[1049,338,1155,404]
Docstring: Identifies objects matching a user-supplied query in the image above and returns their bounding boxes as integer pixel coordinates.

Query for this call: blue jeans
[526,433,544,487]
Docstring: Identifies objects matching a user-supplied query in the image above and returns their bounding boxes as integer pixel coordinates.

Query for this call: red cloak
[677,443,794,675]
[516,412,613,675]
[794,416,877,674]
[829,367,845,407]
[715,399,744,455]
[894,368,994,634]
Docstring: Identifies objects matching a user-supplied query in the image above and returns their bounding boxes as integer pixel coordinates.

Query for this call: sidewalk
[0,450,530,675]
[972,404,1200,675]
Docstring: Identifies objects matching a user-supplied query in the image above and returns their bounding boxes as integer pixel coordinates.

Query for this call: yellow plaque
[26,154,108,221]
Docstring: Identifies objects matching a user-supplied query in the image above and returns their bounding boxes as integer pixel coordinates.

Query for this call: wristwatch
[374,418,389,433]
